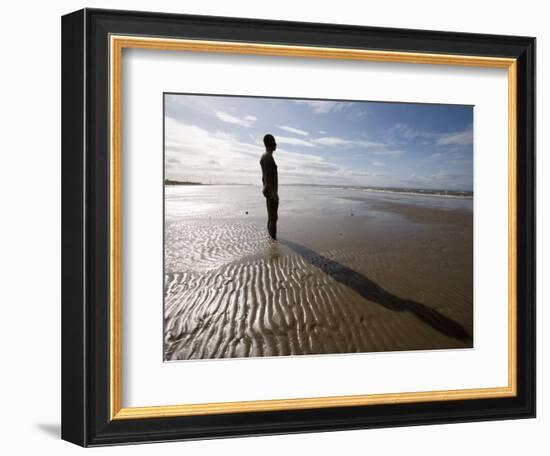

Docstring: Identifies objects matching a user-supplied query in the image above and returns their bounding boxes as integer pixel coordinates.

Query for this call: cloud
[274,134,385,150]
[276,136,315,148]
[350,170,385,178]
[164,117,260,181]
[294,135,405,156]
[390,123,431,141]
[215,111,257,127]
[279,125,309,136]
[273,134,405,157]
[391,123,473,148]
[372,149,404,156]
[274,134,406,157]
[165,116,389,186]
[306,161,341,172]
[294,100,347,114]
[428,172,471,182]
[436,127,473,146]
[372,161,385,167]
[429,150,471,166]
[312,136,385,149]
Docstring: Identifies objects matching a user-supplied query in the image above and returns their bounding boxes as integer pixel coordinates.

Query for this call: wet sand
[164,186,473,361]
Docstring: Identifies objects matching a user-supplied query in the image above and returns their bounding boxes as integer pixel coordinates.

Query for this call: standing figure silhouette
[260,134,279,240]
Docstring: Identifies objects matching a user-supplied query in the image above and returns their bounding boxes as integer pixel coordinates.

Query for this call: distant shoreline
[164,179,204,186]
[164,180,473,198]
[164,180,251,186]
[164,179,205,185]
[283,184,473,198]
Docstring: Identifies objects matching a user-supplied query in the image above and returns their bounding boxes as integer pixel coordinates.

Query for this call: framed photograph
[61,8,535,446]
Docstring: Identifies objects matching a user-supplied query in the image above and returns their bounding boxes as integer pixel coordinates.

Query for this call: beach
[164,185,473,361]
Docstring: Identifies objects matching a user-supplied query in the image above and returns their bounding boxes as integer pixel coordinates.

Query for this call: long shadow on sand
[280,239,471,342]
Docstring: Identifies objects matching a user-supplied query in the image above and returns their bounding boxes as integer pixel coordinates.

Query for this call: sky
[164,94,473,191]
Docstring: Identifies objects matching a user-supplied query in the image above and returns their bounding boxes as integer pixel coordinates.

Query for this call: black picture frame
[62,8,535,447]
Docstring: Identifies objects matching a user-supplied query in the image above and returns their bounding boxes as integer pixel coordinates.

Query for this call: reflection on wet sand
[280,239,470,341]
[164,185,473,361]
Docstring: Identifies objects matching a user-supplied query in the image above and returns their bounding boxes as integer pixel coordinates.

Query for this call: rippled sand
[164,186,473,361]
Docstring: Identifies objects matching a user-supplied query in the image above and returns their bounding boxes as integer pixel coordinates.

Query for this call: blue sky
[165,94,473,190]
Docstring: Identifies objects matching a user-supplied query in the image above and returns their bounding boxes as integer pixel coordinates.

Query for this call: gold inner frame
[109,35,517,420]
